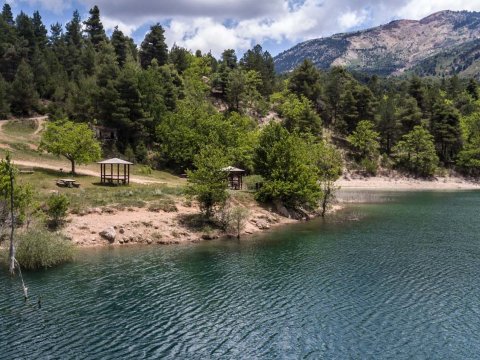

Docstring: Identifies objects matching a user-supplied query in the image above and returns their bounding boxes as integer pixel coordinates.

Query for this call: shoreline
[61,175,480,248]
[64,199,303,248]
[336,175,480,191]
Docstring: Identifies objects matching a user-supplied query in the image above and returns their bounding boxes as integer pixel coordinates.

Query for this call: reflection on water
[1,191,480,359]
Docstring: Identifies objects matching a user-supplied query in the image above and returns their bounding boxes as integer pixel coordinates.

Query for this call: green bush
[46,193,69,228]
[15,229,75,270]
[138,165,153,175]
[244,175,264,191]
[361,158,378,176]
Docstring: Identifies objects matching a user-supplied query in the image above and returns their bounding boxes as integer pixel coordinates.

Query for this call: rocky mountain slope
[274,11,480,77]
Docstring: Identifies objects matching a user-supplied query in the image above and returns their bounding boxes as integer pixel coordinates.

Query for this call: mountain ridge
[274,10,480,77]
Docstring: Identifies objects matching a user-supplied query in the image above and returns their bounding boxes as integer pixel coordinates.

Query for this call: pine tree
[84,5,107,47]
[430,100,462,164]
[338,89,358,134]
[288,59,321,105]
[221,49,237,69]
[65,10,83,47]
[397,96,422,133]
[169,44,190,74]
[1,3,14,26]
[240,44,275,96]
[0,74,10,117]
[10,60,39,115]
[377,95,400,154]
[64,10,83,77]
[466,79,478,100]
[16,12,35,58]
[111,26,127,67]
[139,24,168,69]
[32,11,48,49]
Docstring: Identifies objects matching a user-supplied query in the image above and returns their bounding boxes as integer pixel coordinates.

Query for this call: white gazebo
[98,158,133,185]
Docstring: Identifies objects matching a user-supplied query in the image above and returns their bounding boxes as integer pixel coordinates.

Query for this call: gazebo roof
[222,166,245,173]
[98,158,133,165]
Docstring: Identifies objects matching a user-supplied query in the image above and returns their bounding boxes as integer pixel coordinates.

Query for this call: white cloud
[165,18,252,55]
[12,0,480,56]
[339,10,369,30]
[101,16,137,37]
[397,0,480,19]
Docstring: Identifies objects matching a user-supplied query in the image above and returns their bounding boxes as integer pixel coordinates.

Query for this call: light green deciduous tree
[39,119,102,174]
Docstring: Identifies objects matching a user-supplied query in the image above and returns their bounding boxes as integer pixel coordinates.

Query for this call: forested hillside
[1,4,480,210]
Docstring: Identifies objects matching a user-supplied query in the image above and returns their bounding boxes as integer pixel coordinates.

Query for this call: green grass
[15,228,75,270]
[3,119,38,136]
[17,168,185,213]
[68,185,185,213]
[17,167,96,192]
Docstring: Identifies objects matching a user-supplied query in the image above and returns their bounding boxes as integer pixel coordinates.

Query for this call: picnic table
[56,179,80,188]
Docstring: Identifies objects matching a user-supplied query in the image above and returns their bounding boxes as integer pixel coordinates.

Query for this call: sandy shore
[64,200,300,248]
[336,175,480,190]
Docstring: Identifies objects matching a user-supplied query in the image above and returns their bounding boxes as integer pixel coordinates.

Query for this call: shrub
[148,197,178,212]
[217,204,250,238]
[46,193,69,228]
[138,165,153,175]
[244,175,264,191]
[360,158,378,176]
[15,229,75,270]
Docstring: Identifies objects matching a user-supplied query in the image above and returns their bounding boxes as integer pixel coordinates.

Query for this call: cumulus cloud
[11,0,480,55]
[397,0,480,19]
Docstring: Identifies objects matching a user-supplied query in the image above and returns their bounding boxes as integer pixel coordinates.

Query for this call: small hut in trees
[222,166,245,190]
[92,125,118,143]
[98,158,133,185]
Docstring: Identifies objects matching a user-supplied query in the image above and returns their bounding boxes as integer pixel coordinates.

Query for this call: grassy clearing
[0,118,186,186]
[17,168,185,212]
[2,119,38,137]
[68,185,184,213]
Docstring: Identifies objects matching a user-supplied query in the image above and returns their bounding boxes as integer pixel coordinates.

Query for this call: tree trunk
[70,159,76,175]
[321,183,332,218]
[8,172,15,275]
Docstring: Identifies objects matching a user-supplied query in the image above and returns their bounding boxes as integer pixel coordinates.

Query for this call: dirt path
[31,116,48,135]
[0,115,48,132]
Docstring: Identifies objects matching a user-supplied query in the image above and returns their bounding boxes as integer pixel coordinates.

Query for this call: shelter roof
[98,158,133,165]
[222,166,245,173]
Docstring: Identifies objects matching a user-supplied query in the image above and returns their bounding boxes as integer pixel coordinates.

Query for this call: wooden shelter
[222,166,245,190]
[92,125,118,142]
[98,158,133,185]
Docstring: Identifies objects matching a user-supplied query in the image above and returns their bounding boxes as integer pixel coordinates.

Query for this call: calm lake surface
[2,191,480,359]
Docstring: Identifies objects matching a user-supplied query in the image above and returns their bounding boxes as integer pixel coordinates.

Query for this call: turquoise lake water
[1,191,480,359]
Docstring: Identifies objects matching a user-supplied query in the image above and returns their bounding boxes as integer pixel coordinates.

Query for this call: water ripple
[2,191,480,358]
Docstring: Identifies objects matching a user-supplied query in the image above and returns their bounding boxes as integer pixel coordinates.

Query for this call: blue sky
[5,0,480,57]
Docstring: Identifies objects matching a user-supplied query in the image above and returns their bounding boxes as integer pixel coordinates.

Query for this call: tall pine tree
[139,24,168,69]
